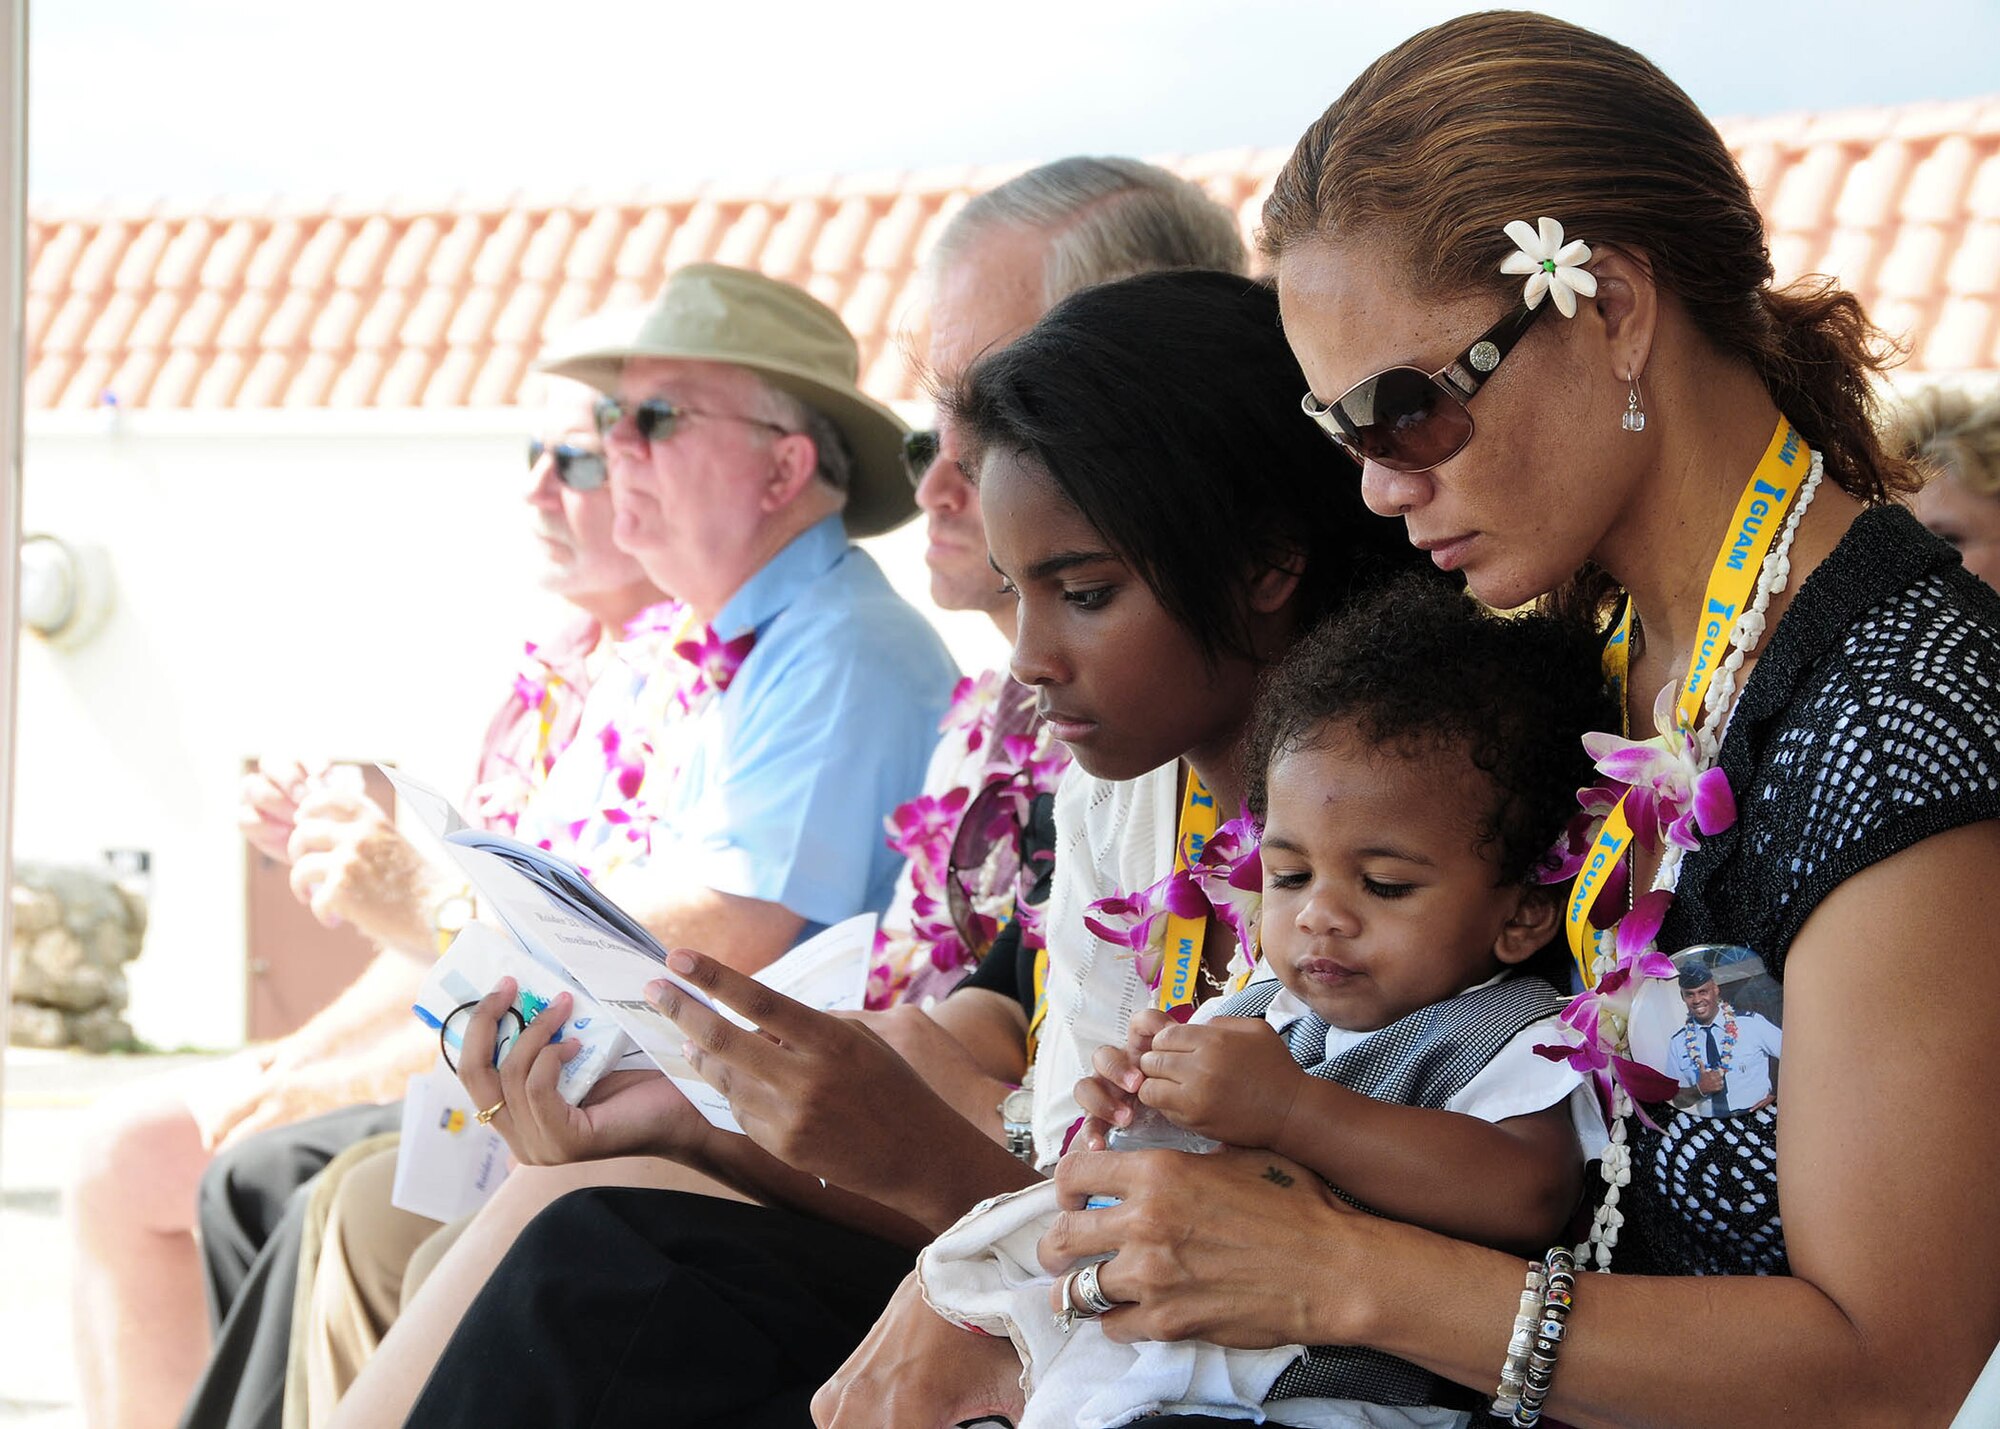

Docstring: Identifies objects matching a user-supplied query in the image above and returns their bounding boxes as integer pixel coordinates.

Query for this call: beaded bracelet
[1509,1248,1578,1427]
[1490,1262,1548,1418]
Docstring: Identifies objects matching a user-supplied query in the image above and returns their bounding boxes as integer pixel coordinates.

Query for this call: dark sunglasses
[1301,302,1544,472]
[945,771,1038,961]
[593,395,790,446]
[528,439,608,492]
[902,429,938,488]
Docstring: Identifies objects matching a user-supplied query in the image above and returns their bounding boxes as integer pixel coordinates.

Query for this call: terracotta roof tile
[23,291,52,352]
[516,211,576,284]
[127,288,188,349]
[24,97,2000,414]
[258,289,320,352]
[762,198,827,280]
[541,276,610,341]
[215,290,274,352]
[397,286,456,350]
[291,218,350,292]
[492,282,552,346]
[565,208,630,279]
[1947,221,2000,293]
[421,345,478,406]
[471,210,535,287]
[309,288,365,352]
[106,348,163,406]
[237,349,299,406]
[286,350,342,407]
[663,201,725,271]
[1902,135,1979,222]
[1969,150,2000,217]
[334,216,396,290]
[147,348,204,408]
[69,222,132,296]
[190,349,248,408]
[59,353,116,409]
[41,292,100,355]
[381,216,443,288]
[713,201,775,270]
[326,348,386,408]
[1925,296,1994,369]
[614,207,673,279]
[1834,139,1915,228]
[24,352,75,409]
[27,220,86,295]
[1769,142,1849,233]
[354,288,411,351]
[468,344,529,407]
[445,285,500,347]
[242,218,307,291]
[1877,224,1952,299]
[375,347,433,407]
[83,291,143,355]
[112,220,174,291]
[426,214,487,288]
[199,218,260,290]
[169,289,229,349]
[153,219,215,292]
[862,193,931,274]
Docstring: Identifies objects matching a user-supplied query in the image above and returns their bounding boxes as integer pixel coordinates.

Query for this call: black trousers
[178,1100,404,1429]
[404,1187,915,1429]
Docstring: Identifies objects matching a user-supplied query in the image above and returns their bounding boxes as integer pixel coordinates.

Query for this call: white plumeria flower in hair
[1500,217,1598,318]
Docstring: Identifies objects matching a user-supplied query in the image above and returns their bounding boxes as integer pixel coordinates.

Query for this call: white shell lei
[1578,447,1826,1271]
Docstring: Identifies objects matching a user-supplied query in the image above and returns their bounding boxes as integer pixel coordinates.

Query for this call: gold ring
[475,1097,505,1125]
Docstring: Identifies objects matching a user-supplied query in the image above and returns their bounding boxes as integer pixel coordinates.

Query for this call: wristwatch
[431,888,476,956]
[999,1075,1036,1163]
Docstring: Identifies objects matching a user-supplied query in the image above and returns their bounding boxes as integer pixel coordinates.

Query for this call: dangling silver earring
[1622,373,1647,433]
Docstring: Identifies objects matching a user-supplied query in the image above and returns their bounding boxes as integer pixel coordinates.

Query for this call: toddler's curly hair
[1248,574,1616,886]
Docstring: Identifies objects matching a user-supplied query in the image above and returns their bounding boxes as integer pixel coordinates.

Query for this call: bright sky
[31,0,1999,205]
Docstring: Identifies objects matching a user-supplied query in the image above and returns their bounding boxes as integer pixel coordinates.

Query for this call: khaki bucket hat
[538,264,914,538]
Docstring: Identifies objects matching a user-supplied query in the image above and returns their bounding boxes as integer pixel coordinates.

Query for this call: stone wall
[8,862,147,1051]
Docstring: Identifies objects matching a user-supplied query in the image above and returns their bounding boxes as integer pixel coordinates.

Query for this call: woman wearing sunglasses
[1037,13,2000,1428]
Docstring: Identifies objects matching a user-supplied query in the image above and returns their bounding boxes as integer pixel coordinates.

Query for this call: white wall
[16,408,1009,1048]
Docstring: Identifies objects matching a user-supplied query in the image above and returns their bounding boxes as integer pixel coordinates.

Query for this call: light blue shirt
[644,515,959,933]
[1665,1006,1782,1114]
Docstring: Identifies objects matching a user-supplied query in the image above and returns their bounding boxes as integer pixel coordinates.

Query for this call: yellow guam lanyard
[1025,767,1223,1059]
[1156,770,1222,1013]
[1564,417,1811,983]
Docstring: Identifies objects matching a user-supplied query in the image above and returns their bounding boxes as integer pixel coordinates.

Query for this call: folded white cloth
[919,1180,1305,1429]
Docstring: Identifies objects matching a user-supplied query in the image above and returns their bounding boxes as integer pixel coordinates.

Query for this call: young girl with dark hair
[397,270,1438,1429]
[1038,13,2000,1427]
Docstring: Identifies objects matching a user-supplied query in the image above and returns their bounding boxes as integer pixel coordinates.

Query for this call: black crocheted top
[1624,502,2000,1277]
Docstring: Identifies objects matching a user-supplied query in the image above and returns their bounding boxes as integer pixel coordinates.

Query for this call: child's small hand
[1072,1008,1188,1150]
[1073,1042,1145,1151]
[1136,1018,1305,1152]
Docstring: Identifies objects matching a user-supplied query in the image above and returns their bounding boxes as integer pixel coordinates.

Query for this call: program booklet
[387,768,876,1134]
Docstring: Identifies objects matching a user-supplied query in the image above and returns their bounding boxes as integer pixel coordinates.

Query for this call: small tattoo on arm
[1263,1166,1295,1188]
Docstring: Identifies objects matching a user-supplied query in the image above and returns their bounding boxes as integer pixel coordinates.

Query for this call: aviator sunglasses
[528,439,608,492]
[593,395,791,447]
[1301,302,1544,472]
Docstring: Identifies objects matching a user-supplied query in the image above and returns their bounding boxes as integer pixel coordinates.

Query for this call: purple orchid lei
[1082,809,1264,1020]
[1533,683,1739,1121]
[866,672,1072,1010]
[545,606,754,879]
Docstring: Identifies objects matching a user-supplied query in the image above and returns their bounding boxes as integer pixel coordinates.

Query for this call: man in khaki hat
[527,262,957,962]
